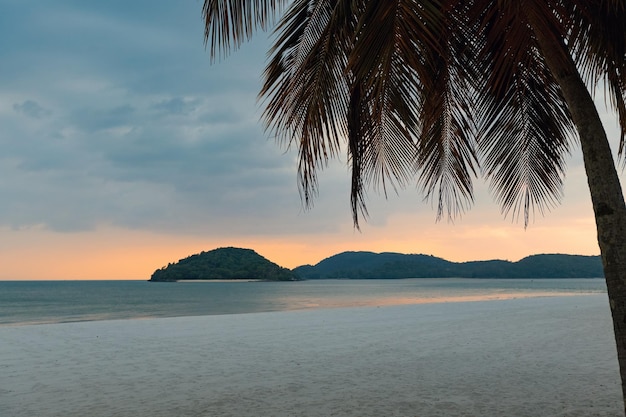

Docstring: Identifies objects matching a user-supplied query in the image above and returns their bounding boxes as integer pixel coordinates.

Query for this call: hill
[293,252,603,279]
[150,247,298,282]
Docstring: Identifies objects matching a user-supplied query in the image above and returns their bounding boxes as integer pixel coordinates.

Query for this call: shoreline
[174,279,265,283]
[1,290,599,328]
[2,295,622,416]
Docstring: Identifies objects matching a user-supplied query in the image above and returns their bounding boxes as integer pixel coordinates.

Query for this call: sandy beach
[1,294,623,416]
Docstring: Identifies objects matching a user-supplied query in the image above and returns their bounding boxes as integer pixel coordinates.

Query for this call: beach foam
[1,295,622,416]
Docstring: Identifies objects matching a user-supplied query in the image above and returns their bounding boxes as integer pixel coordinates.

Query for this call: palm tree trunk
[527,13,626,415]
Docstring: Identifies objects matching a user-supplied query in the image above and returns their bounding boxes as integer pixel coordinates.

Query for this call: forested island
[294,251,603,279]
[150,247,298,282]
[150,247,603,281]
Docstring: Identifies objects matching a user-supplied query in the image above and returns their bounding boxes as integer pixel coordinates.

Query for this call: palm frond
[203,0,614,229]
[203,0,288,60]
[347,80,369,226]
[477,33,574,226]
[566,0,626,152]
[260,0,356,209]
[349,1,427,215]
[348,0,479,222]
[415,3,481,221]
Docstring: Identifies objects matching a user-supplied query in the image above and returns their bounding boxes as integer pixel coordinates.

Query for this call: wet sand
[1,295,622,416]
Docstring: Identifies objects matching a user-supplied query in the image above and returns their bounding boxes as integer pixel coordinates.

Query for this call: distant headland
[150,247,299,282]
[294,251,603,279]
[150,247,603,282]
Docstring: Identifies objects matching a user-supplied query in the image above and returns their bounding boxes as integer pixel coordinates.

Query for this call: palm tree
[202,0,626,410]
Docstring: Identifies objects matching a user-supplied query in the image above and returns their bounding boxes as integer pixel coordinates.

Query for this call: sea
[0,278,607,327]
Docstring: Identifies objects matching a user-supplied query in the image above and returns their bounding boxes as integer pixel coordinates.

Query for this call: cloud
[152,97,199,115]
[1,0,620,251]
[13,100,51,119]
[69,105,136,133]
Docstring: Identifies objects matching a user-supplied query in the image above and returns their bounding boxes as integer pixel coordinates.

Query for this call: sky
[0,1,623,280]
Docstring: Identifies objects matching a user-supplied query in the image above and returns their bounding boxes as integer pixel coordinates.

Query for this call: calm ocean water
[0,278,607,326]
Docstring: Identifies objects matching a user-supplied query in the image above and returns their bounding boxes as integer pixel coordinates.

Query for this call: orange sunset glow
[0,196,599,280]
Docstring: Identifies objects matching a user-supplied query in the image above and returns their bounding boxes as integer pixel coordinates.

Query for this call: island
[293,251,604,279]
[150,247,299,282]
[150,248,604,282]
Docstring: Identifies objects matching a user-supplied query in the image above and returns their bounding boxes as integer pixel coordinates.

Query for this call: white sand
[1,295,623,417]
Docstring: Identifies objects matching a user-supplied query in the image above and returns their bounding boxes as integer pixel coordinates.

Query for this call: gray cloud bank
[0,0,355,236]
[2,1,619,240]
